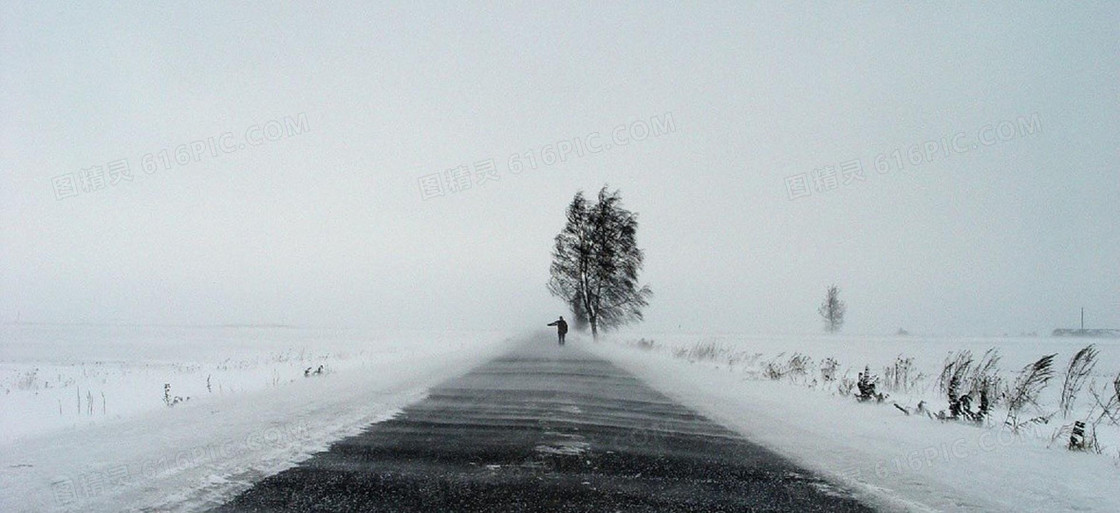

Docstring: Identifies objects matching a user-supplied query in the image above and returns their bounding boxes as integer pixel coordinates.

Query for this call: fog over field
[2,4,1120,512]
[2,4,1117,334]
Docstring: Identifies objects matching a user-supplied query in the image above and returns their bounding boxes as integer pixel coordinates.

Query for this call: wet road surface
[211,341,875,512]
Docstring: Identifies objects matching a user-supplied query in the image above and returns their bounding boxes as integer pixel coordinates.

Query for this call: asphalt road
[210,340,875,512]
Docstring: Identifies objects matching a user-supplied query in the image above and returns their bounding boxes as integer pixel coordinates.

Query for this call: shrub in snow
[893,400,932,418]
[1069,421,1089,451]
[856,366,886,403]
[883,355,922,393]
[1051,419,1100,453]
[764,353,786,380]
[17,367,42,390]
[936,349,1002,422]
[837,373,856,397]
[937,387,990,423]
[762,353,811,382]
[163,383,187,407]
[666,341,724,362]
[819,357,840,382]
[1089,372,1120,427]
[786,353,811,381]
[1004,354,1056,432]
[687,341,721,361]
[725,350,753,368]
[1052,371,1120,453]
[633,338,656,350]
[1059,345,1098,419]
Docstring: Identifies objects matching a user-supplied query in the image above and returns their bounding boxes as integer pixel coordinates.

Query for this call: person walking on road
[547,316,568,345]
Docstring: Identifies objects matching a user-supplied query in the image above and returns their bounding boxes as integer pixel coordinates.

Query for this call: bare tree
[548,187,652,340]
[818,284,846,333]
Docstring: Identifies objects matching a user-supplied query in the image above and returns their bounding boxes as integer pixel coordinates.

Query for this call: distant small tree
[548,186,652,340]
[818,284,846,333]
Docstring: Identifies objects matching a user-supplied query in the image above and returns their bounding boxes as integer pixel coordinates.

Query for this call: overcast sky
[2,2,1117,336]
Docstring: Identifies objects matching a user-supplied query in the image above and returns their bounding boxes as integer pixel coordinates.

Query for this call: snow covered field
[0,325,516,512]
[589,332,1120,512]
[5,325,1118,512]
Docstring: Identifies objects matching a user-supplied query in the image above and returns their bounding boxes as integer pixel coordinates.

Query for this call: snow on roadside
[0,327,517,512]
[587,334,1120,513]
[0,325,505,443]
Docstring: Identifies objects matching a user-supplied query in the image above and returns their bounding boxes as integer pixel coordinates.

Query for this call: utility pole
[1081,307,1084,330]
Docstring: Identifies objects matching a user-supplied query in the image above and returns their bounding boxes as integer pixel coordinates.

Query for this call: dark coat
[548,319,569,334]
